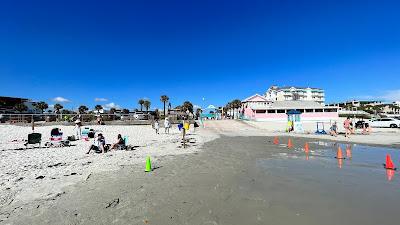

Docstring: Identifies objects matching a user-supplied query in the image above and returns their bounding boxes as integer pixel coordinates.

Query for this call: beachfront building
[0,96,39,114]
[242,94,338,122]
[265,85,325,105]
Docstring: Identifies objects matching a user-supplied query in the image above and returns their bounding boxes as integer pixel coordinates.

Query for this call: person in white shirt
[164,118,170,134]
[154,120,160,134]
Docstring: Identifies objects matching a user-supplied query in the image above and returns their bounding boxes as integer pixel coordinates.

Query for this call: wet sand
[3,135,399,225]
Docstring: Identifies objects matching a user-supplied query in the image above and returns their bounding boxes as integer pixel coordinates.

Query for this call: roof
[242,94,269,102]
[249,100,337,110]
[268,86,323,91]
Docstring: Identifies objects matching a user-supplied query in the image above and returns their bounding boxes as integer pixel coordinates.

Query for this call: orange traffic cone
[385,154,396,170]
[335,147,345,159]
[346,146,352,159]
[337,158,343,169]
[273,136,279,145]
[386,169,395,181]
[287,138,293,148]
[304,142,309,154]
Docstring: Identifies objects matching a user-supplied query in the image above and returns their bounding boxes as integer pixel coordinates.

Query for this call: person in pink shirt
[343,117,352,138]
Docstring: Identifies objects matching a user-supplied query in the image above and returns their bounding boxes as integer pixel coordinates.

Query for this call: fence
[0,113,193,125]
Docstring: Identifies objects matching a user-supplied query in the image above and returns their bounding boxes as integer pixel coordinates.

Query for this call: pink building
[242,94,339,121]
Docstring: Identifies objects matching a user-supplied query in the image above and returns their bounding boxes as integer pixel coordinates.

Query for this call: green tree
[231,99,242,119]
[34,101,49,113]
[182,101,194,114]
[78,105,89,114]
[122,108,130,114]
[138,99,145,111]
[54,103,63,113]
[95,105,103,112]
[143,100,151,112]
[160,95,169,117]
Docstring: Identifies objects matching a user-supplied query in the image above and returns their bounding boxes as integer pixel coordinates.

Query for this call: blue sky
[1,0,400,110]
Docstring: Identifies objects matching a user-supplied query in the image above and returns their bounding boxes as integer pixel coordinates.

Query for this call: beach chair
[24,133,42,149]
[315,122,327,135]
[46,128,69,147]
[117,136,130,150]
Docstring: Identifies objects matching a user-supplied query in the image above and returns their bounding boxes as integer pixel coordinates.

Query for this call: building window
[315,109,323,112]
[255,110,266,114]
[324,108,337,112]
[277,109,285,113]
[298,109,304,113]
[305,109,314,113]
[267,110,276,113]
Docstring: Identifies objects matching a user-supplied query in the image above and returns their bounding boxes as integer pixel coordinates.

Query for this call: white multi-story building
[265,85,325,105]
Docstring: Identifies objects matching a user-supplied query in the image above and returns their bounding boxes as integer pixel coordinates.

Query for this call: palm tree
[182,101,194,114]
[34,101,49,113]
[143,100,151,112]
[138,99,145,112]
[54,103,63,113]
[78,105,89,114]
[122,108,129,114]
[95,105,103,113]
[231,99,242,119]
[14,103,28,113]
[160,95,169,117]
[53,103,64,121]
[109,108,116,120]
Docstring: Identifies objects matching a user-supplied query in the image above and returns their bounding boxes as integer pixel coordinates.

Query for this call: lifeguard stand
[286,110,304,133]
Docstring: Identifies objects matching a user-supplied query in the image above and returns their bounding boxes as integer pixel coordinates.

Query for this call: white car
[369,118,400,128]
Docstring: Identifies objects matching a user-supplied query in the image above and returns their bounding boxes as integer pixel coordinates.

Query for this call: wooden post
[182,127,186,148]
[31,115,34,131]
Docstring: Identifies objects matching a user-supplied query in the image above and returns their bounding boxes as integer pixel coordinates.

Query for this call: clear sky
[1,0,400,110]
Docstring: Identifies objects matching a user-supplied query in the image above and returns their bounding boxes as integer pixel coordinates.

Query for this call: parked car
[369,118,400,128]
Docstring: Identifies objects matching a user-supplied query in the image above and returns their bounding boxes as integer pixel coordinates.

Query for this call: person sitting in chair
[110,134,125,150]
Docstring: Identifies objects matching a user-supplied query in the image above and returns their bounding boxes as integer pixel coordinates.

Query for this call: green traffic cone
[145,156,152,172]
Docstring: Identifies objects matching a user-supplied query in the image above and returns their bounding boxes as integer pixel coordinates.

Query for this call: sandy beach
[1,120,399,224]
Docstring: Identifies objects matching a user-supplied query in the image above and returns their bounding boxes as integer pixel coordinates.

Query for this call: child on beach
[329,122,338,137]
[154,120,160,134]
[344,117,351,138]
[164,118,170,134]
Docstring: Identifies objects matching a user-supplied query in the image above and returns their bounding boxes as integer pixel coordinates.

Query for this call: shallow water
[257,141,400,225]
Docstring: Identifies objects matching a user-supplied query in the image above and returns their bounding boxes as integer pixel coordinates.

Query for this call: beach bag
[67,135,76,141]
[88,132,95,138]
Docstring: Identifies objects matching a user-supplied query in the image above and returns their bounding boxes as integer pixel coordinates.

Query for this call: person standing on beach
[344,117,351,138]
[154,120,160,134]
[164,118,170,134]
[74,119,82,139]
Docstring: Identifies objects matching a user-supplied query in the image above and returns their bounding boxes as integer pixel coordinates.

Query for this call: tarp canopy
[286,110,302,115]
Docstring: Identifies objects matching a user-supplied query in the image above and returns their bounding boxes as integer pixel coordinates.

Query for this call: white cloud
[381,90,400,102]
[193,105,201,109]
[103,102,121,110]
[95,98,108,102]
[52,97,70,103]
[356,89,400,102]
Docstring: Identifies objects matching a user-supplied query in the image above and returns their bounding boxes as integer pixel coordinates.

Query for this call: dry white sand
[0,124,217,213]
